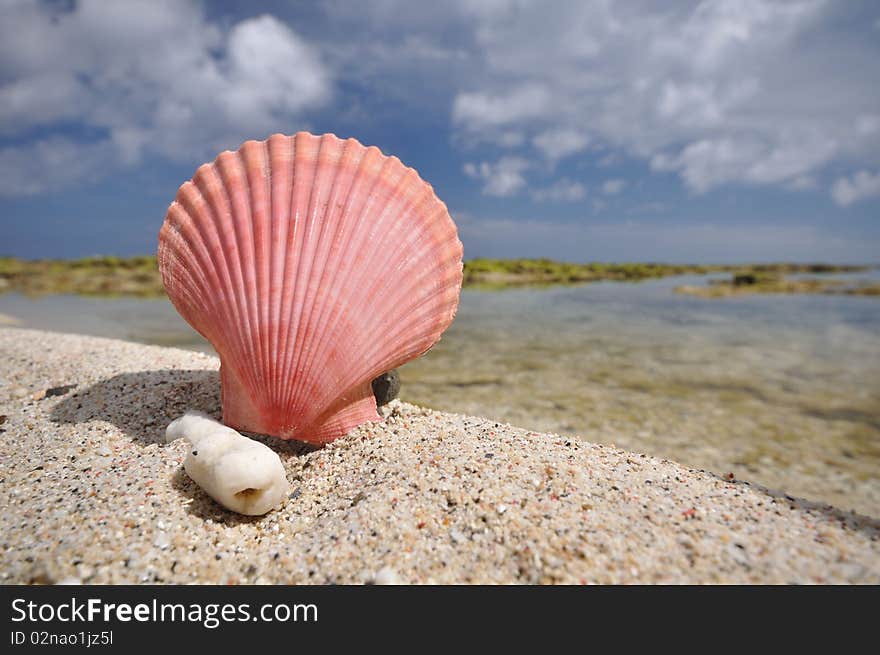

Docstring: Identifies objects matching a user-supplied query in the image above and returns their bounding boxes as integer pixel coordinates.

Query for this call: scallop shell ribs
[158,132,463,444]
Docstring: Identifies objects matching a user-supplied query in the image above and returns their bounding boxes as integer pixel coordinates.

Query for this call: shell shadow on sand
[49,368,315,459]
[49,369,317,524]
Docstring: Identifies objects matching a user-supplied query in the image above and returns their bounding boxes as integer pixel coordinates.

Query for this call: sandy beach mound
[1,327,877,584]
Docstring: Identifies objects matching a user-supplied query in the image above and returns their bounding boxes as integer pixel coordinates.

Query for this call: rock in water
[165,412,288,516]
[372,369,400,406]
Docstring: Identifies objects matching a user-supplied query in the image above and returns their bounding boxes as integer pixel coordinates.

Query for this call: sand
[0,327,878,584]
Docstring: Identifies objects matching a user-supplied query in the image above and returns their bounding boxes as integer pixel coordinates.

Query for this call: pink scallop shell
[158,132,463,444]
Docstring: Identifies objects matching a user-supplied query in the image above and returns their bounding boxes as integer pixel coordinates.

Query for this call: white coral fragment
[166,411,288,516]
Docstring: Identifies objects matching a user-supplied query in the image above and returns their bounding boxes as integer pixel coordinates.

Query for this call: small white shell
[166,411,288,515]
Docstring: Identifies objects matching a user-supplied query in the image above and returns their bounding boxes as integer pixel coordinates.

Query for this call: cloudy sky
[2,0,878,262]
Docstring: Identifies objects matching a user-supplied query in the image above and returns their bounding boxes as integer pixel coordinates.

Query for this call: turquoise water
[2,272,879,515]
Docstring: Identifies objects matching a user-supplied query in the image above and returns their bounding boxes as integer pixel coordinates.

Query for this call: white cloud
[856,114,880,136]
[651,132,838,193]
[788,175,816,190]
[214,16,329,130]
[452,83,551,134]
[0,74,85,131]
[831,171,880,207]
[531,179,586,202]
[602,179,626,195]
[0,1,331,196]
[447,0,880,196]
[497,132,526,147]
[463,157,530,196]
[0,137,114,196]
[597,153,620,168]
[532,129,590,162]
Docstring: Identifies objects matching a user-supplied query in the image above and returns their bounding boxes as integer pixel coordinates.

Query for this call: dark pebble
[371,369,400,406]
[44,384,76,398]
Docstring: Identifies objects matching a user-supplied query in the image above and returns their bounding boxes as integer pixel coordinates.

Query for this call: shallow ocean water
[2,272,879,516]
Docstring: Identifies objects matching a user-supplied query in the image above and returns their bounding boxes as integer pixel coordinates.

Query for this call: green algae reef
[0,255,872,298]
[461,259,871,291]
[675,268,879,298]
[462,258,722,289]
[0,256,164,297]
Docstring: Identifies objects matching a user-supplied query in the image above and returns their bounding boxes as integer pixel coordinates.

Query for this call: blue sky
[1,0,879,262]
